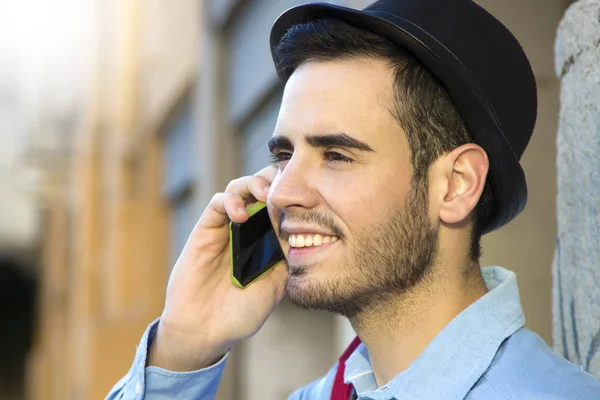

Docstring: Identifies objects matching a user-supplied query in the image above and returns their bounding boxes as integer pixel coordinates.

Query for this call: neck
[349,262,488,387]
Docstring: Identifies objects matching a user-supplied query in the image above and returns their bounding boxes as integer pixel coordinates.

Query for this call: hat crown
[363,0,537,160]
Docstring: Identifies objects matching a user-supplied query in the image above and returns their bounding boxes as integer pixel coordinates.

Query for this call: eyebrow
[268,133,374,153]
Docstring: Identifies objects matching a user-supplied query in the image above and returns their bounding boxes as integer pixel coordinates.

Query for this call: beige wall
[237,302,335,399]
[26,0,201,398]
[139,0,200,133]
[477,0,571,344]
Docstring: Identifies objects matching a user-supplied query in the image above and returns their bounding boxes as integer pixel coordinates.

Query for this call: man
[108,0,600,399]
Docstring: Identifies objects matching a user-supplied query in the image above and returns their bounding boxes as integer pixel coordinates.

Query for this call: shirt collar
[344,266,525,400]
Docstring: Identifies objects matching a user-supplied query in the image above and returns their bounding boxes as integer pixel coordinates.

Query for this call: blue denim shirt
[107,267,600,399]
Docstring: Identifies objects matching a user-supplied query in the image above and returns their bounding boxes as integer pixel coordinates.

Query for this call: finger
[196,192,247,229]
[254,165,278,184]
[222,192,251,224]
[196,171,276,231]
[225,175,271,204]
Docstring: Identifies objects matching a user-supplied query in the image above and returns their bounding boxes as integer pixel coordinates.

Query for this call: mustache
[278,211,345,239]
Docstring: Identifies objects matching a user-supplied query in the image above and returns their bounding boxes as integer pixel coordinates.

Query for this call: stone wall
[553,0,600,377]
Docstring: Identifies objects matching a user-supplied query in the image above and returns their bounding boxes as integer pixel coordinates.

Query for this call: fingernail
[237,207,246,214]
[263,186,270,192]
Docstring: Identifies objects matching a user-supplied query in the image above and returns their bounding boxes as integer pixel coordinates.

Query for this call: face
[267,58,439,318]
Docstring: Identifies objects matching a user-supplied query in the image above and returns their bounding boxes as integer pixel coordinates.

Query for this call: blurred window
[164,105,194,197]
[163,102,196,268]
[241,91,283,175]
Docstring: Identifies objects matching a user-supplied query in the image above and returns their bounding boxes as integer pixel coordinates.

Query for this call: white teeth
[288,234,338,248]
[305,235,313,246]
[313,234,323,246]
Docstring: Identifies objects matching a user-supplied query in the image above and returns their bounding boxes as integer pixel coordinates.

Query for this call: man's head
[266,18,492,317]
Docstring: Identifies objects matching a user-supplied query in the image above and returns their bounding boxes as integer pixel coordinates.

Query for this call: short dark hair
[273,17,494,261]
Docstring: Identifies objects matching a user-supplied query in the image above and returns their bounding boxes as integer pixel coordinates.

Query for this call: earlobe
[438,144,488,226]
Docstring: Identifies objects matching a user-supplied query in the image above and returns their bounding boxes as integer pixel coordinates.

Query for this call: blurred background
[0,0,594,399]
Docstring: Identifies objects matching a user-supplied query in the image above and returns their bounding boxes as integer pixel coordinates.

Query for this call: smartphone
[229,201,285,288]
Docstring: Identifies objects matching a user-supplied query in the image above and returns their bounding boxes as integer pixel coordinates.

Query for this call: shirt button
[135,381,142,395]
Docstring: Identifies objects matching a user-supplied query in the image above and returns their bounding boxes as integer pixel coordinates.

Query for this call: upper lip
[280,223,337,238]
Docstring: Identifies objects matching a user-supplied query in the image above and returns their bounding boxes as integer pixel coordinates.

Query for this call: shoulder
[469,328,600,399]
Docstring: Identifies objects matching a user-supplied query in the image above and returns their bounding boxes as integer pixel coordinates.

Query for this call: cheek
[318,167,407,229]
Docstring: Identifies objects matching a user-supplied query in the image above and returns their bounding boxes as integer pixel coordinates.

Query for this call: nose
[268,156,320,212]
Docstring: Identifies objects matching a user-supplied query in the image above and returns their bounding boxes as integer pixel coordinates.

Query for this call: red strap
[330,336,362,400]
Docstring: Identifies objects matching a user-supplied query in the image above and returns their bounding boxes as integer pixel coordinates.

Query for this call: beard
[284,182,439,319]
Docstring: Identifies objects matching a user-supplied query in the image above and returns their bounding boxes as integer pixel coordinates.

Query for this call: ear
[437,144,489,226]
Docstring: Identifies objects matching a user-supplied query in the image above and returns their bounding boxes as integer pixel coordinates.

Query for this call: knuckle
[225,177,246,192]
[251,175,267,190]
[210,192,224,204]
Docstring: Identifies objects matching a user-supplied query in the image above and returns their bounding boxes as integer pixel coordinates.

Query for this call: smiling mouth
[288,234,339,248]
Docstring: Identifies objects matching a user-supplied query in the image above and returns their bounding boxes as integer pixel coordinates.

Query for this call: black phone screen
[231,206,284,287]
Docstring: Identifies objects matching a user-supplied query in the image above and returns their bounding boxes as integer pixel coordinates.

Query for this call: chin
[285,269,359,317]
[287,264,337,288]
[285,275,324,309]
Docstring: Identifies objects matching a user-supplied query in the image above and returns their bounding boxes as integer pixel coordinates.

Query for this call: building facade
[26,0,199,398]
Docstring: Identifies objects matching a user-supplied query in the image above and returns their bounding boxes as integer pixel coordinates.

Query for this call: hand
[148,166,288,371]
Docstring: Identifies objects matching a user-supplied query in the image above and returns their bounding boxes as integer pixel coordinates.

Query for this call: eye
[323,151,353,164]
[269,151,292,166]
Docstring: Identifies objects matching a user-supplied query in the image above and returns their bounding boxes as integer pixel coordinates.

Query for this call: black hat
[270,0,537,234]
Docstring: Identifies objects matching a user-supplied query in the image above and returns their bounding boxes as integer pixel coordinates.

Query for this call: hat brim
[270,3,527,234]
